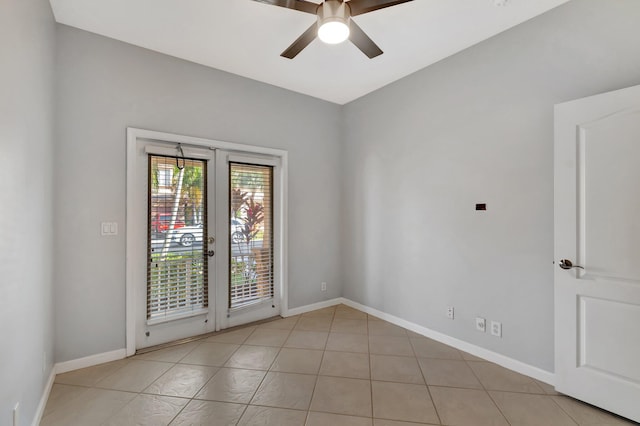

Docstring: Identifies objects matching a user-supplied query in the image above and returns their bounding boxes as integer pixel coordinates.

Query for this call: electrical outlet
[446,307,455,319]
[491,321,502,337]
[321,282,327,292]
[475,317,486,332]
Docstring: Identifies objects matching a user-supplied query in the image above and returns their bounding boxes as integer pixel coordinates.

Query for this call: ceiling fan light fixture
[318,20,350,44]
[317,0,350,44]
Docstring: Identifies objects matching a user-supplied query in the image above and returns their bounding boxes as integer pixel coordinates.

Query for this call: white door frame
[126,127,288,356]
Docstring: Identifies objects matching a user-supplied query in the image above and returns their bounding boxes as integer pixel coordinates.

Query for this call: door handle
[559,259,584,270]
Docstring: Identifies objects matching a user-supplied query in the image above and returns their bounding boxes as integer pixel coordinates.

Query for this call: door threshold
[134,315,283,355]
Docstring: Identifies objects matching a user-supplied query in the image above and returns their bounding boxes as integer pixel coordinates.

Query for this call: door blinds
[229,162,274,309]
[147,155,208,320]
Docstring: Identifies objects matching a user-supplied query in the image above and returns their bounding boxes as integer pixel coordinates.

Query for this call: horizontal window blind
[229,162,274,309]
[147,155,208,320]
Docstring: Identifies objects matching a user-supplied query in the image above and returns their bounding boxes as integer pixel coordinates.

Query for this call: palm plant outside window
[147,155,208,320]
[229,163,274,308]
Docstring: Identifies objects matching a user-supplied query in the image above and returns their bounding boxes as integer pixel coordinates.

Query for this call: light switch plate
[101,222,118,236]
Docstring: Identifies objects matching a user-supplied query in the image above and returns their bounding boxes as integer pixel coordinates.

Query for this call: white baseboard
[31,368,55,426]
[32,350,127,425]
[48,299,554,389]
[54,348,127,375]
[282,298,343,317]
[340,298,555,385]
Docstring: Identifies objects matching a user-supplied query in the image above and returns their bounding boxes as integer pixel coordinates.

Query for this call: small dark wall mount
[475,203,487,211]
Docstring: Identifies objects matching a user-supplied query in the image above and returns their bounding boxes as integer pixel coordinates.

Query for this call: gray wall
[0,0,56,424]
[6,1,638,404]
[342,0,640,372]
[54,25,343,362]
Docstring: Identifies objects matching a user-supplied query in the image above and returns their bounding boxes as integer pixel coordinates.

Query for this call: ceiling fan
[252,0,413,59]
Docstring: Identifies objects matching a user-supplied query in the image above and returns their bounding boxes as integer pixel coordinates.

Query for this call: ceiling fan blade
[281,23,317,59]
[251,0,319,15]
[349,20,383,58]
[347,0,413,17]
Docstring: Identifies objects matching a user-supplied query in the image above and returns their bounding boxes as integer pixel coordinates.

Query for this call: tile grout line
[169,339,236,426]
[126,320,271,424]
[240,315,298,421]
[82,357,179,425]
[305,306,337,425]
[548,396,582,426]
[462,352,514,426]
[367,314,375,422]
[177,316,297,425]
[410,330,442,425]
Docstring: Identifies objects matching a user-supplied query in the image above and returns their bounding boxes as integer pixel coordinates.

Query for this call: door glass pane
[147,155,208,320]
[229,163,274,309]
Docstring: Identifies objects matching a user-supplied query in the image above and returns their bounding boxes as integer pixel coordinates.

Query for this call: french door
[127,131,284,353]
[215,153,282,329]
[134,141,216,349]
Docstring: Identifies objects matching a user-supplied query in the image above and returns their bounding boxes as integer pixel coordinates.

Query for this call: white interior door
[554,84,640,422]
[133,141,216,349]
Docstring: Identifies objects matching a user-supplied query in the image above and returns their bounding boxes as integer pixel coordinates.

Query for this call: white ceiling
[49,0,570,104]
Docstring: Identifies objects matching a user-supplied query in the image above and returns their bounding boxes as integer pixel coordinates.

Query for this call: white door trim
[126,127,288,356]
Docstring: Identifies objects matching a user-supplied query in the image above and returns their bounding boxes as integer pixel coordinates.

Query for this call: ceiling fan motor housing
[318,0,351,44]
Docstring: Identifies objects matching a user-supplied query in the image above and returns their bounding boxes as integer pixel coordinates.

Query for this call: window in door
[147,155,208,321]
[229,162,274,309]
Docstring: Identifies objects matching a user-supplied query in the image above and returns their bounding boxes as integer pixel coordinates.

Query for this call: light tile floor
[42,305,635,425]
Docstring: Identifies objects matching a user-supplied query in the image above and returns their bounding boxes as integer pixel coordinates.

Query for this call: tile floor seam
[367,319,375,422]
[246,402,307,411]
[95,391,170,426]
[50,382,95,389]
[138,360,181,395]
[173,340,203,363]
[246,355,283,407]
[419,360,442,425]
[175,365,249,425]
[240,318,301,416]
[463,356,490,392]
[406,334,443,425]
[462,358,515,426]
[464,359,551,396]
[43,385,133,424]
[305,307,336,424]
[162,399,193,426]
[166,347,235,424]
[227,404,243,426]
[367,334,374,422]
[84,360,135,389]
[548,395,583,426]
[484,388,516,426]
[171,399,246,426]
[232,403,250,426]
